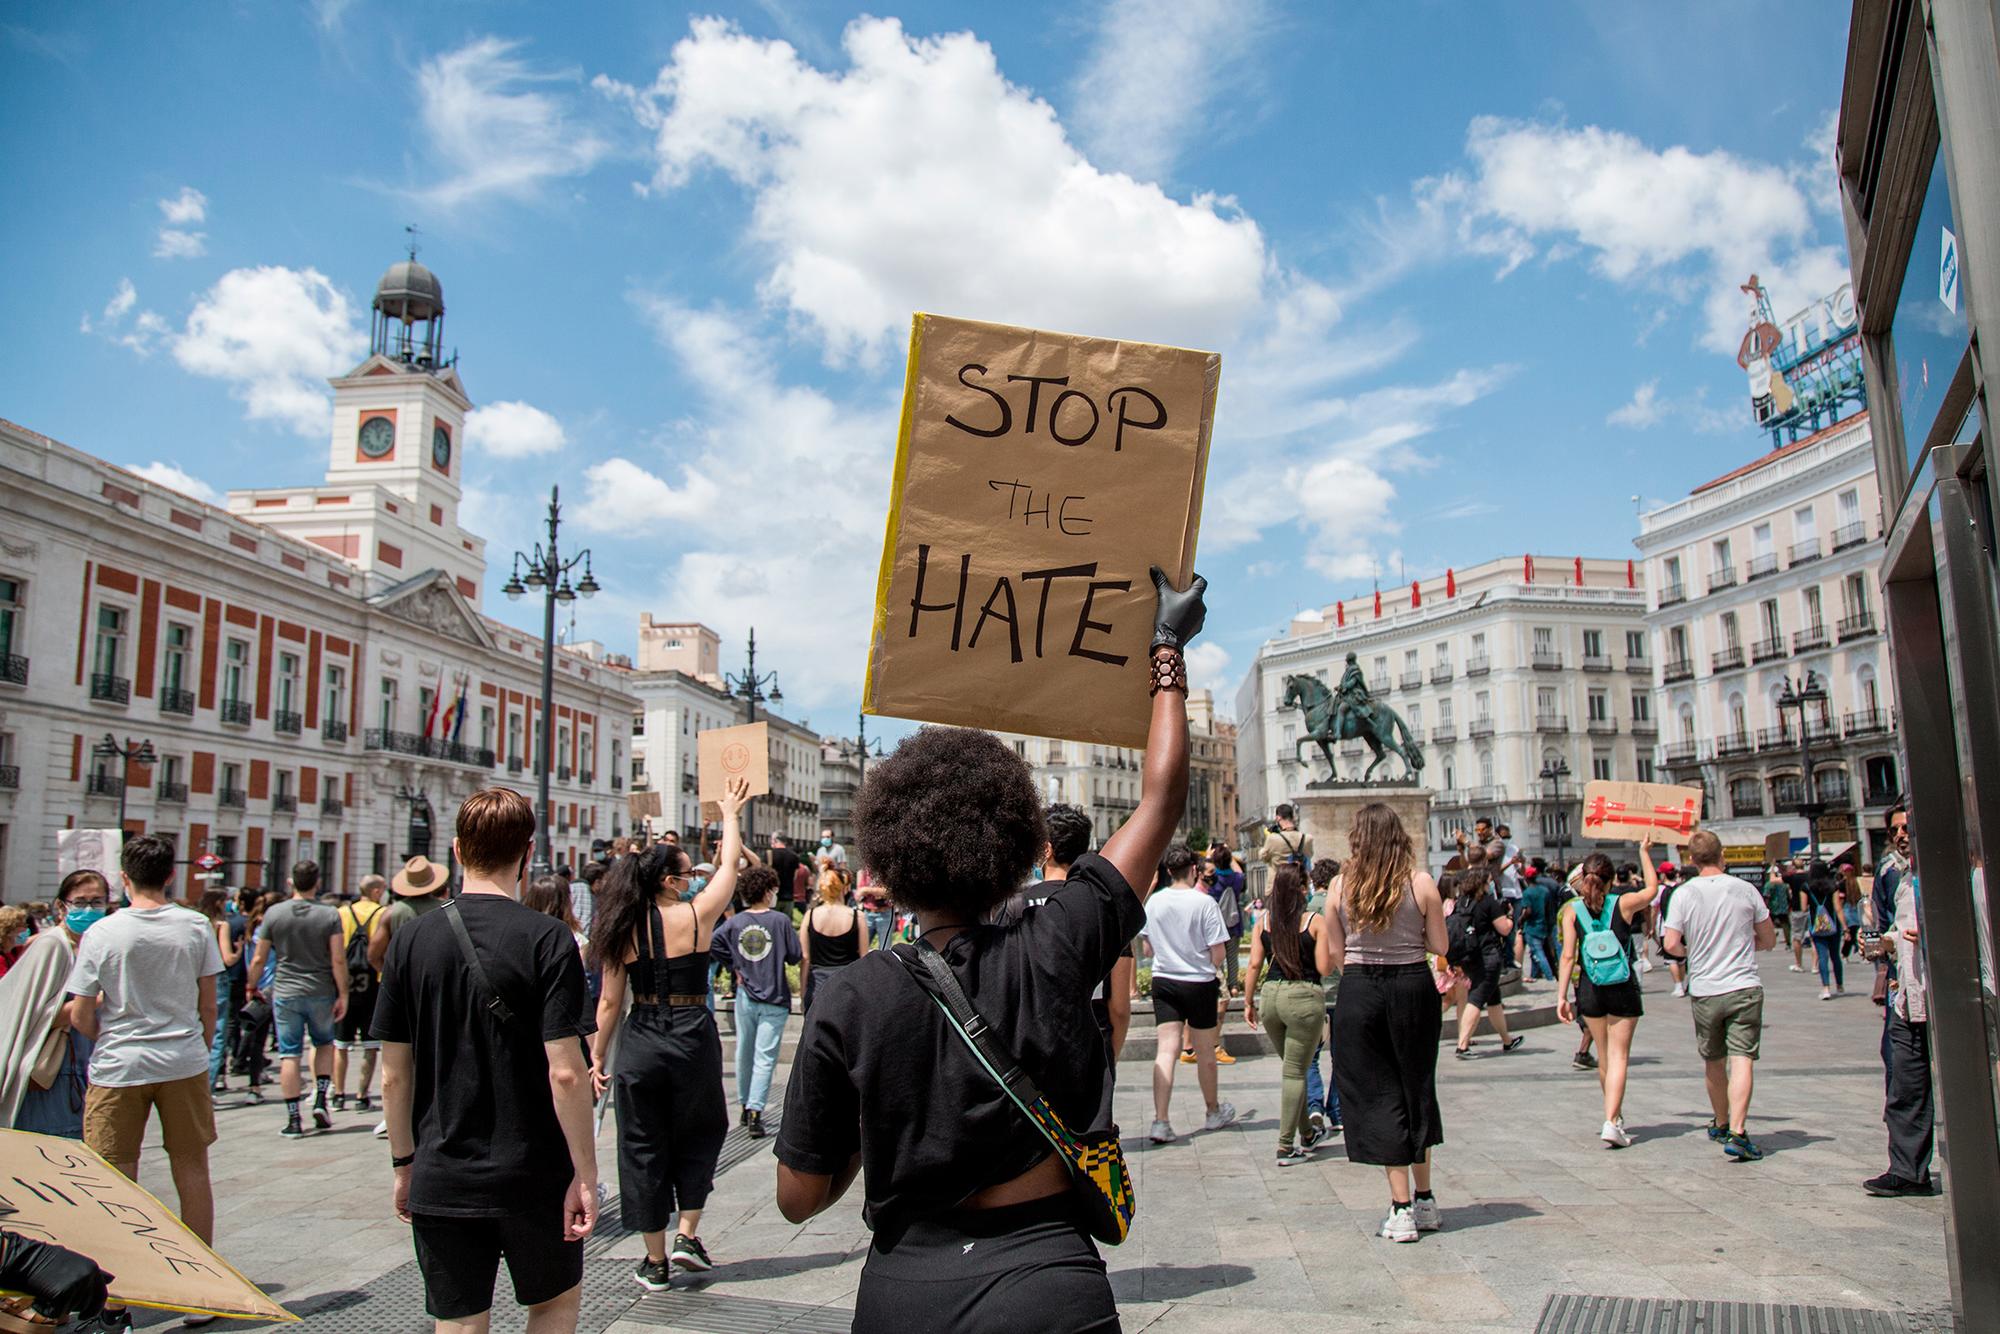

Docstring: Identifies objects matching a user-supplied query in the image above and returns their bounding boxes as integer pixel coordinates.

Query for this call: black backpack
[1445,903,1477,967]
[343,902,380,994]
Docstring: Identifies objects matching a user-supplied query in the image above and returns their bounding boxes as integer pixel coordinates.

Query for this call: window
[1533,627,1553,653]
[92,606,126,679]
[1760,599,1781,638]
[0,578,20,660]
[418,686,436,733]
[1443,760,1456,789]
[1479,750,1495,787]
[480,706,496,751]
[1727,694,1747,735]
[1668,625,1689,659]
[163,623,192,692]
[221,762,242,793]
[1663,555,1682,589]
[1752,522,1773,557]
[1625,630,1646,659]
[1793,505,1817,543]
[160,753,181,786]
[1439,698,1453,725]
[223,639,249,706]
[1371,655,1387,683]
[275,769,293,800]
[1435,642,1450,668]
[1803,585,1824,629]
[379,677,399,732]
[277,652,300,714]
[1712,537,1732,569]
[1837,489,1861,526]
[1471,632,1486,655]
[1631,692,1651,722]
[1587,690,1609,722]
[1407,702,1423,729]
[1636,755,1656,783]
[325,664,346,720]
[1730,776,1763,816]
[1536,686,1557,715]
[1474,690,1491,721]
[1679,705,1696,741]
[1583,629,1604,657]
[1592,753,1613,781]
[1843,573,1871,618]
[1403,649,1418,672]
[1720,611,1740,648]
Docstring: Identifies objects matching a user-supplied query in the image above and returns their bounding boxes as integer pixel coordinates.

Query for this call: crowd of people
[0,566,1937,1333]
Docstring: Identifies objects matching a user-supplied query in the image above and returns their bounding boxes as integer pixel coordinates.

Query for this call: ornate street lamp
[1539,756,1572,868]
[1777,670,1830,858]
[722,628,782,846]
[505,486,600,873]
[93,733,157,840]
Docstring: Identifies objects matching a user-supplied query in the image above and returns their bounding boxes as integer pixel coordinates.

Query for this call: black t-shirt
[771,847,805,903]
[776,852,1141,1247]
[371,892,594,1218]
[1469,894,1507,947]
[1785,872,1809,912]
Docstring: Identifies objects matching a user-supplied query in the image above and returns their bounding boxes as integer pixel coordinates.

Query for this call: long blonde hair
[1342,802,1415,933]
[815,867,849,906]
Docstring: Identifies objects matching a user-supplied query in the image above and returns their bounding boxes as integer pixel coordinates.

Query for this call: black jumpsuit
[614,901,728,1231]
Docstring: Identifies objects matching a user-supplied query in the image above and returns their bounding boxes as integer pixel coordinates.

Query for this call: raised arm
[1101,569,1204,898]
[692,778,750,927]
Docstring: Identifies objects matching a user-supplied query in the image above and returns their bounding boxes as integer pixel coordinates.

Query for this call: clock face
[357,416,395,459]
[432,424,452,470]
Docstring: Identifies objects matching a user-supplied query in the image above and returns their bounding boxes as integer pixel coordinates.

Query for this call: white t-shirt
[1499,840,1523,896]
[1142,886,1228,982]
[65,903,224,1087]
[1663,872,1769,998]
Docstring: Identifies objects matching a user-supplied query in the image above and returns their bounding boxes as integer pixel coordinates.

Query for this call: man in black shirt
[769,835,804,921]
[374,788,599,1331]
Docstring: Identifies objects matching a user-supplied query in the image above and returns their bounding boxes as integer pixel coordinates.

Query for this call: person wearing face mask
[0,871,109,1139]
[817,828,847,872]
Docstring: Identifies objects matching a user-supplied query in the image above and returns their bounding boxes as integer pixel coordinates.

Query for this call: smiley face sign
[698,721,771,820]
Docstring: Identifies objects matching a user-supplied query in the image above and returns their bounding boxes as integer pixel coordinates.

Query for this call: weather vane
[404,222,421,261]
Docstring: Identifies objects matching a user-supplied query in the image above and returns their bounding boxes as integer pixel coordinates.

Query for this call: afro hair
[854,726,1046,916]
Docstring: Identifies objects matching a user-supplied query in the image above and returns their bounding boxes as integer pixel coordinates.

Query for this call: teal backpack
[1576,897,1632,987]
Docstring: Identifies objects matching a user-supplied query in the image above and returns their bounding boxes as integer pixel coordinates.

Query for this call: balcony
[90,673,130,706]
[1708,566,1738,594]
[682,773,698,793]
[0,653,25,686]
[219,786,247,809]
[1732,795,1766,818]
[1430,665,1453,685]
[0,764,16,790]
[1532,649,1563,671]
[1792,624,1830,653]
[1717,731,1754,758]
[1845,708,1892,736]
[1865,783,1900,807]
[1790,538,1822,565]
[1398,671,1422,691]
[581,770,595,786]
[1711,645,1745,673]
[160,686,195,716]
[1831,521,1870,552]
[611,774,624,790]
[1535,712,1569,733]
[1746,553,1781,581]
[1818,773,1854,807]
[272,793,297,814]
[1469,717,1495,738]
[1662,657,1694,684]
[1750,636,1787,664]
[508,757,524,775]
[1580,654,1613,673]
[157,780,187,803]
[320,797,344,818]
[1464,655,1490,677]
[1630,717,1658,735]
[1431,725,1458,745]
[1658,582,1687,608]
[1464,785,1502,806]
[1586,716,1618,735]
[85,772,125,799]
[1838,610,1877,640]
[274,709,303,736]
[323,719,349,743]
[1772,779,1807,808]
[1756,726,1796,753]
[1624,655,1651,675]
[558,766,573,783]
[220,698,252,726]
[362,729,497,768]
[1663,741,1701,766]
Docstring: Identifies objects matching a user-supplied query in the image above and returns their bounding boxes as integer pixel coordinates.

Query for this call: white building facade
[1246,557,1652,863]
[1637,411,1900,861]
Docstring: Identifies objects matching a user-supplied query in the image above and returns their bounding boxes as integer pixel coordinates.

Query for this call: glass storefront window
[1892,147,1972,474]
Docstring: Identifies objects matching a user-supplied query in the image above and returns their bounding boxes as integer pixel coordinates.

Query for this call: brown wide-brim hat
[392,856,446,898]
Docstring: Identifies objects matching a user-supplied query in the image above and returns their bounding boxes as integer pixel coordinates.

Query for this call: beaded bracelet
[1149,648,1188,696]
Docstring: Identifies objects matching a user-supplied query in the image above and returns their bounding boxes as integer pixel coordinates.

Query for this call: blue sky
[0,1,1856,734]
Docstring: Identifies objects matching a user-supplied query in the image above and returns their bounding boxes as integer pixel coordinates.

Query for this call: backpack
[1809,891,1839,938]
[1445,903,1477,968]
[1576,897,1632,987]
[342,901,381,994]
[1271,830,1306,867]
[1217,879,1242,932]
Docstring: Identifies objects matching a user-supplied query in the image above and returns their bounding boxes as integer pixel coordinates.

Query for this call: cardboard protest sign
[698,721,769,821]
[57,830,125,901]
[0,1131,295,1322]
[1764,830,1792,864]
[865,314,1218,748]
[627,790,662,824]
[1579,780,1704,843]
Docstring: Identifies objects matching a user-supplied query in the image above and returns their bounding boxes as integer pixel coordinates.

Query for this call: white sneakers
[1672,983,1689,998]
[1601,1118,1633,1148]
[1821,988,1834,1001]
[1202,1102,1238,1132]
[1410,1196,1442,1232]
[1379,1204,1419,1243]
[1149,1120,1176,1144]
[372,1119,388,1139]
[1788,963,1805,972]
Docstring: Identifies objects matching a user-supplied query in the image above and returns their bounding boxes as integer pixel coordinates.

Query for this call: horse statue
[1281,670,1425,785]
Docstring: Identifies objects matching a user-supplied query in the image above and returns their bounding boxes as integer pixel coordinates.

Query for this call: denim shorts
[274,993,338,1058]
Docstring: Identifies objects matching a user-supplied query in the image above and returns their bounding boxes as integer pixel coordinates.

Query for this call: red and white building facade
[0,258,635,900]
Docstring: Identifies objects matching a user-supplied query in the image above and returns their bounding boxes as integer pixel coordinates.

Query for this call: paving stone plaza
[124,969,1951,1333]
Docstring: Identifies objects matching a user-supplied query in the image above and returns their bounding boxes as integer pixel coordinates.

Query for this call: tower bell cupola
[371,247,452,370]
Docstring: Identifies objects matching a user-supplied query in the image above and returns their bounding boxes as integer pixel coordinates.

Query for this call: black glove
[1149,566,1208,652]
[0,1230,112,1320]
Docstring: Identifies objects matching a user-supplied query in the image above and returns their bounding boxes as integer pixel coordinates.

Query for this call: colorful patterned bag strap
[890,942,1063,1132]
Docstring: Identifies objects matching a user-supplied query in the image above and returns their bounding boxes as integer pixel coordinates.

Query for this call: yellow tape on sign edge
[862,312,927,719]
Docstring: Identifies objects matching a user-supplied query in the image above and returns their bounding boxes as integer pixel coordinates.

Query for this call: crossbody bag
[443,898,515,1025]
[891,941,1135,1244]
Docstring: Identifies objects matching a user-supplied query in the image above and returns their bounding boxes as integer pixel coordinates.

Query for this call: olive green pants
[1259,979,1326,1150]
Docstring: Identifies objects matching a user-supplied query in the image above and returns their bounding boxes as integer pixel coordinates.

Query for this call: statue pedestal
[1294,786,1434,864]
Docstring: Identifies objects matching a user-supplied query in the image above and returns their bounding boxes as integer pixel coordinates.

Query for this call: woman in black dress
[773,568,1205,1333]
[589,778,748,1291]
[801,867,870,1012]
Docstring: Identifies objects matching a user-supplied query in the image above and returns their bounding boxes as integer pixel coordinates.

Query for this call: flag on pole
[1373,588,1383,619]
[1336,601,1345,627]
[421,667,444,739]
[1411,579,1422,609]
[1446,568,1456,598]
[1574,555,1585,586]
[1525,554,1536,583]
[449,673,470,743]
[1627,559,1636,589]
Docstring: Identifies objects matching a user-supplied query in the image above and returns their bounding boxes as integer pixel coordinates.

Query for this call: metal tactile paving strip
[199,1257,652,1332]
[622,1289,855,1333]
[1537,1294,1917,1334]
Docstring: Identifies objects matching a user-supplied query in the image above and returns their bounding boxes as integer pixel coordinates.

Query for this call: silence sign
[865,314,1219,747]
[0,1130,294,1322]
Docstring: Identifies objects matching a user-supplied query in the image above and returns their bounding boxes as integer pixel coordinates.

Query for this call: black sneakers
[632,1256,672,1292]
[1863,1172,1934,1197]
[312,1105,333,1131]
[746,1109,767,1139]
[670,1234,714,1272]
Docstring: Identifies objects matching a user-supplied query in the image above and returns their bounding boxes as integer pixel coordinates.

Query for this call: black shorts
[1151,976,1220,1029]
[336,986,378,1047]
[410,1207,583,1320]
[1576,976,1644,1020]
[1463,952,1504,1009]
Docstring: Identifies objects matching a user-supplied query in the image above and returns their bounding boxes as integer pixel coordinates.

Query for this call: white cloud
[129,461,221,505]
[1244,559,1284,580]
[1607,379,1664,427]
[158,186,208,225]
[153,229,206,259]
[415,36,609,208]
[102,277,136,323]
[80,278,168,354]
[170,266,367,435]
[1184,641,1233,696]
[464,400,567,458]
[1069,0,1264,182]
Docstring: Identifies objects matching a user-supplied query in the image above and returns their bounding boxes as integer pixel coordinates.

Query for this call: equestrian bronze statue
[1281,652,1425,785]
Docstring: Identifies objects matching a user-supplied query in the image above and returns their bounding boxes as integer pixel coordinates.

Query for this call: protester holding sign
[1554,846,1661,1149]
[775,567,1205,1332]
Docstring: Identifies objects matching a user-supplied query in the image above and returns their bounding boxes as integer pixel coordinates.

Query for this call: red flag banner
[1446,568,1456,598]
[1336,601,1345,627]
[1574,555,1584,586]
[1411,579,1421,609]
[1524,554,1535,583]
[1373,589,1382,618]
[1627,558,1636,589]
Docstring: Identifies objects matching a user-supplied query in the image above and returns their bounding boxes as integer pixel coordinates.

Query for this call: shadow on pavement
[1110,1262,1256,1302]
[1436,1201,1542,1231]
[675,1249,857,1287]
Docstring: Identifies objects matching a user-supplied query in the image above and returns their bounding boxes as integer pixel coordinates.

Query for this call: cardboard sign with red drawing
[1579,780,1704,843]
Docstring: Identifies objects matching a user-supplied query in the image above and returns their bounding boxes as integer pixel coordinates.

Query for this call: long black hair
[586,844,689,970]
[1266,864,1307,978]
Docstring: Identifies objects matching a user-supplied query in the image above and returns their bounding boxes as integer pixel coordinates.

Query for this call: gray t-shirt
[66,903,224,1087]
[264,897,343,998]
